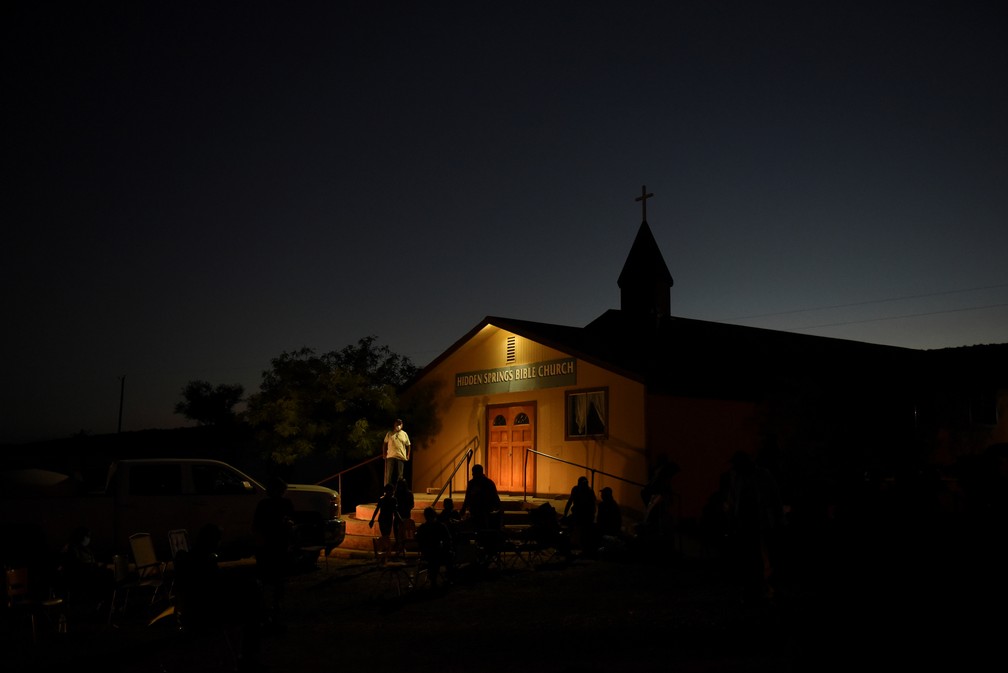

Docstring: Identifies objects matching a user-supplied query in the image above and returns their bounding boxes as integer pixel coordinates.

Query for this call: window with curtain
[565,388,608,439]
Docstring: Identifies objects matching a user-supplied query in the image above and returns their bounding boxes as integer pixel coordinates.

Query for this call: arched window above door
[492,415,507,426]
[514,412,529,425]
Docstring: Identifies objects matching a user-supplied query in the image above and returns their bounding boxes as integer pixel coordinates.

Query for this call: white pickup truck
[0,458,346,562]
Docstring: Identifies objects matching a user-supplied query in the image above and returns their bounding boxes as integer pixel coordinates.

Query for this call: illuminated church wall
[410,322,648,519]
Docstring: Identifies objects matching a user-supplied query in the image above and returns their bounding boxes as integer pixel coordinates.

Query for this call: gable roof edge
[403,315,645,391]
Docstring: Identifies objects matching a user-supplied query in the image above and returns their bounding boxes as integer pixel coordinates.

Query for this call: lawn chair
[110,532,167,620]
[372,537,412,597]
[5,566,66,642]
[519,502,568,567]
[167,528,190,600]
[168,529,190,560]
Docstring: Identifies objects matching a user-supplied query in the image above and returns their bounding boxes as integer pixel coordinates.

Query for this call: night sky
[4,1,1007,444]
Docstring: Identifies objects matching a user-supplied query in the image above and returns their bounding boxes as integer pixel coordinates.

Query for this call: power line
[770,301,1008,332]
[724,283,1008,321]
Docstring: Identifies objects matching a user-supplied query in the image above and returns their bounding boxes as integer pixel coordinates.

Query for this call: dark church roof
[617,221,673,289]
[463,312,920,401]
[410,214,1002,402]
[411,308,926,406]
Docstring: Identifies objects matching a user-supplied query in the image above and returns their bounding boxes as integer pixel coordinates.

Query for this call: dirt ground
[7,543,798,673]
[6,530,1000,673]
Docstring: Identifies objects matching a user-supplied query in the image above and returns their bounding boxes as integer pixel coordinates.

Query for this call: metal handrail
[314,435,478,513]
[316,453,383,513]
[522,448,647,502]
[431,436,478,507]
[523,448,681,553]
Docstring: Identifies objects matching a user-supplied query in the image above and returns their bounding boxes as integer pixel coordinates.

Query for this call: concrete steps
[330,492,568,559]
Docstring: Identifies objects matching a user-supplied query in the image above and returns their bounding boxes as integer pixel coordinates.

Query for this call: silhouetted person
[957,442,1008,519]
[564,476,597,555]
[596,487,622,537]
[369,482,401,555]
[435,493,461,548]
[415,506,454,589]
[726,451,783,605]
[596,487,626,557]
[174,523,262,669]
[701,471,734,565]
[394,477,415,555]
[460,464,501,531]
[959,443,1008,603]
[527,502,561,544]
[253,475,295,630]
[520,501,570,560]
[438,497,462,542]
[640,456,680,538]
[58,526,113,614]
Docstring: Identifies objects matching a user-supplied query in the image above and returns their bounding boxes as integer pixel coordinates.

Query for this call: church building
[403,190,1006,525]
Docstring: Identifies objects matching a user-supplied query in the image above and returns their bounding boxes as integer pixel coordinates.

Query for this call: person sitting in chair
[58,526,113,613]
[416,506,454,589]
[174,523,262,667]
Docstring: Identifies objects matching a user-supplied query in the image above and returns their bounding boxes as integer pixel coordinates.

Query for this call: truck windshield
[192,464,254,495]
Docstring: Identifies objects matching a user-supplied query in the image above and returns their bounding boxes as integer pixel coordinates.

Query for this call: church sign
[455,357,577,397]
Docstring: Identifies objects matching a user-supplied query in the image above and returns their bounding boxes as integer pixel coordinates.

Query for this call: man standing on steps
[460,464,502,531]
[383,418,411,487]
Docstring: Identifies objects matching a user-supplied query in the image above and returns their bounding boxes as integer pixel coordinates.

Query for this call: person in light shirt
[383,418,411,487]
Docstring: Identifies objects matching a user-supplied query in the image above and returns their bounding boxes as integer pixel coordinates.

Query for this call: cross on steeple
[635,185,654,221]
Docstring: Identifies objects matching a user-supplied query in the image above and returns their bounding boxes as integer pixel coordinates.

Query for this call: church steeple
[617,186,673,321]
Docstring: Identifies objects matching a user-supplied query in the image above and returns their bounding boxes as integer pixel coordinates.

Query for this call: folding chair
[403,549,427,591]
[519,504,568,567]
[474,528,508,570]
[501,536,536,570]
[167,529,190,600]
[372,537,411,597]
[5,566,66,643]
[112,532,167,619]
[168,529,190,560]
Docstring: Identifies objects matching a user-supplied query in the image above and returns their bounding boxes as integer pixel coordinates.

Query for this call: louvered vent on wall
[506,336,516,364]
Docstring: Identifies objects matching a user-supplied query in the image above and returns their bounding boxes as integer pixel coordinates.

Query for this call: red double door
[486,403,536,493]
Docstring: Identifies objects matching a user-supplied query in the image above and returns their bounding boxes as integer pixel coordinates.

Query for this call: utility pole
[118,375,125,434]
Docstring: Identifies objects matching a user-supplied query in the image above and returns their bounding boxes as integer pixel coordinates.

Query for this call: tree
[245,336,433,467]
[174,381,245,426]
